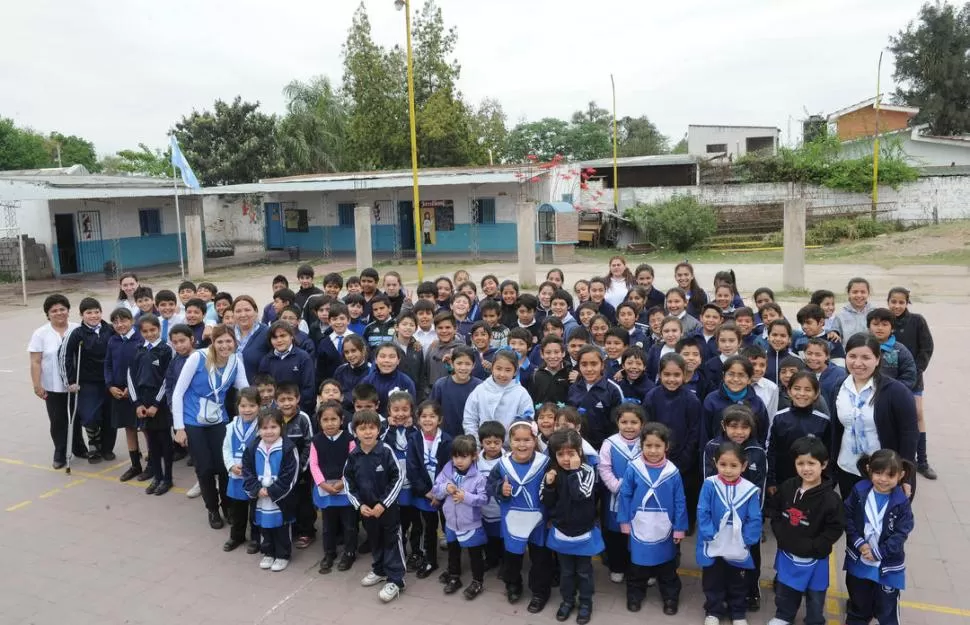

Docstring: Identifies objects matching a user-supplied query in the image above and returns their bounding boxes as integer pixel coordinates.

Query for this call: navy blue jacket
[892,310,933,392]
[643,286,666,310]
[818,363,848,413]
[242,436,299,520]
[844,480,913,577]
[261,301,277,325]
[405,429,453,498]
[315,330,349,384]
[878,341,918,391]
[344,443,403,509]
[397,339,426,402]
[359,368,416,415]
[164,352,189,409]
[295,330,316,358]
[702,385,769,449]
[593,300,617,325]
[645,344,674,382]
[129,341,172,410]
[605,357,623,381]
[238,324,271,381]
[702,355,727,394]
[333,361,373,411]
[626,325,649,349]
[471,347,497,380]
[258,347,317,415]
[187,322,210,349]
[766,405,831,488]
[63,322,115,385]
[567,376,624,450]
[765,347,796,385]
[684,370,708,400]
[642,385,701,474]
[618,373,654,405]
[793,333,845,360]
[430,375,482,437]
[104,330,142,389]
[831,375,918,490]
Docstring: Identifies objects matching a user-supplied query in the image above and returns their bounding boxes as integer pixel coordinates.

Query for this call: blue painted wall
[273,223,517,254]
[53,233,187,275]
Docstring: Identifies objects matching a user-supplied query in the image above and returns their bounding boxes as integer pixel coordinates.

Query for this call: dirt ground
[2,259,970,625]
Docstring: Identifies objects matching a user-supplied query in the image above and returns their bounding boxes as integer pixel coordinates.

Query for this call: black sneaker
[438,569,451,584]
[102,451,116,461]
[576,603,592,625]
[662,599,678,615]
[337,552,355,571]
[119,466,141,482]
[154,482,172,496]
[207,510,224,530]
[144,479,160,495]
[463,580,484,600]
[52,459,66,470]
[405,552,423,572]
[416,562,438,579]
[527,595,547,614]
[87,451,103,464]
[246,541,260,555]
[506,584,523,604]
[626,598,641,612]
[443,575,463,594]
[136,468,153,482]
[223,538,244,552]
[318,553,335,574]
[555,602,573,621]
[918,464,939,480]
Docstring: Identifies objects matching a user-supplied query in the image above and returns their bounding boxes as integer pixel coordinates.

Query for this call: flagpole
[172,162,185,278]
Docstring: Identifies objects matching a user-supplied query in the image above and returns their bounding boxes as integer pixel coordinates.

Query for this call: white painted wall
[842,135,970,167]
[48,195,193,240]
[15,199,52,247]
[688,125,780,158]
[203,194,263,244]
[617,177,970,223]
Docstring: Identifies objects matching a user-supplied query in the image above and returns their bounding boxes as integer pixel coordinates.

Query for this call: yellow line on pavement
[38,487,60,499]
[96,461,128,475]
[5,500,31,512]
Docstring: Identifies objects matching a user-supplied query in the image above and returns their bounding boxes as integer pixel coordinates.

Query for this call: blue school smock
[695,475,762,570]
[226,416,260,500]
[617,458,688,566]
[844,480,912,590]
[242,437,299,529]
[486,453,549,554]
[601,433,641,532]
[385,424,416,506]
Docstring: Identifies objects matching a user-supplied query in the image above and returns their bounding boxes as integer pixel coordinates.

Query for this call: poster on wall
[420,199,454,246]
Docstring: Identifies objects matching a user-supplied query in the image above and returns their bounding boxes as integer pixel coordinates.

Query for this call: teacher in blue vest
[232,295,270,377]
[173,324,250,529]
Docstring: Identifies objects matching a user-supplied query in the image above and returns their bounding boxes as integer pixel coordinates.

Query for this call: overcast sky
[1,0,925,157]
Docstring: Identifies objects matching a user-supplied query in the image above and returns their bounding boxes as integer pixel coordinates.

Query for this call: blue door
[398,201,415,251]
[265,203,284,249]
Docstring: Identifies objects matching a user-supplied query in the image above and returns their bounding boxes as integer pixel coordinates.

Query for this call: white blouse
[27,322,79,393]
[836,376,880,476]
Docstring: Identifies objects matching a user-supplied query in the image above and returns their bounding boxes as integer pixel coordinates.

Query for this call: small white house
[687,124,781,160]
[841,124,970,168]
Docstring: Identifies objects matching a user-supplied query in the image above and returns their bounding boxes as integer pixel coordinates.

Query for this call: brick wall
[836,108,912,141]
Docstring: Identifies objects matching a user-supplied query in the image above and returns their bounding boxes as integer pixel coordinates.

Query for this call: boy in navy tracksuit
[105,307,147,482]
[867,308,918,391]
[63,297,116,464]
[258,321,317,416]
[344,410,406,602]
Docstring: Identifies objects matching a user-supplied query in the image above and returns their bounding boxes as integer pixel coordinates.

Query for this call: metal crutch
[65,343,81,475]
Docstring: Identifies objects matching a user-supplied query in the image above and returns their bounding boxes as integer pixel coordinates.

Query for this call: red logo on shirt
[786,508,806,526]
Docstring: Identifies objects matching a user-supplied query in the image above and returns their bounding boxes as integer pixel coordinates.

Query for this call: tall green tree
[342,3,408,169]
[890,1,970,135]
[99,143,170,177]
[506,118,572,162]
[617,116,669,156]
[470,98,508,164]
[173,96,282,185]
[48,132,100,171]
[279,75,349,174]
[0,118,51,170]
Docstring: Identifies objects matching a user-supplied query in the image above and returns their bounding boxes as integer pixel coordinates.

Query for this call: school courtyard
[1,259,969,625]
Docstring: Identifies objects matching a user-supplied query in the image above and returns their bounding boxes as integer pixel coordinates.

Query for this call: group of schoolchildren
[55,259,934,625]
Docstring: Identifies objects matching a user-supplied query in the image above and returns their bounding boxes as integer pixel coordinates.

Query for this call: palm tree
[279,76,349,174]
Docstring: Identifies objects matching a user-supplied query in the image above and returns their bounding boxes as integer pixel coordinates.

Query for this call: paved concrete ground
[2,260,969,625]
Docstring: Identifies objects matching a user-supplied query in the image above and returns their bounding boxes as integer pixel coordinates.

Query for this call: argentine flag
[170,136,201,189]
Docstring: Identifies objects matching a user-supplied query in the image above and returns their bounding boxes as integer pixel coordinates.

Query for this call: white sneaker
[259,556,274,569]
[731,620,748,625]
[378,582,401,602]
[186,482,201,498]
[766,619,790,625]
[271,558,289,572]
[609,572,625,583]
[703,617,720,625]
[647,577,656,587]
[361,571,387,587]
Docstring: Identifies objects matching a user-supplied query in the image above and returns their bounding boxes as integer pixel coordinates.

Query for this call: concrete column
[185,214,205,278]
[354,204,373,273]
[516,201,536,286]
[782,198,806,290]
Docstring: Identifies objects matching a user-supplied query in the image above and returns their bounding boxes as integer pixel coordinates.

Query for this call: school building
[199,166,545,256]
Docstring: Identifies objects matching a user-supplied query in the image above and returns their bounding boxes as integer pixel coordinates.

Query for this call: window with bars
[138,208,161,236]
[337,203,355,226]
[473,198,496,224]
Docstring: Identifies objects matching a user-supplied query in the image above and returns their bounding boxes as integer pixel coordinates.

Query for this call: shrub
[624,195,717,252]
[767,217,902,247]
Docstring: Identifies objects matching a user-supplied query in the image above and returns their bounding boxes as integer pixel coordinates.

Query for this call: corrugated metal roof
[0,177,194,201]
[579,154,698,169]
[261,164,524,184]
[199,169,541,196]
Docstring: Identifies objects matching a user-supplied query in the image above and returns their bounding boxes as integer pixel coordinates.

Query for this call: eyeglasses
[724,372,748,380]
